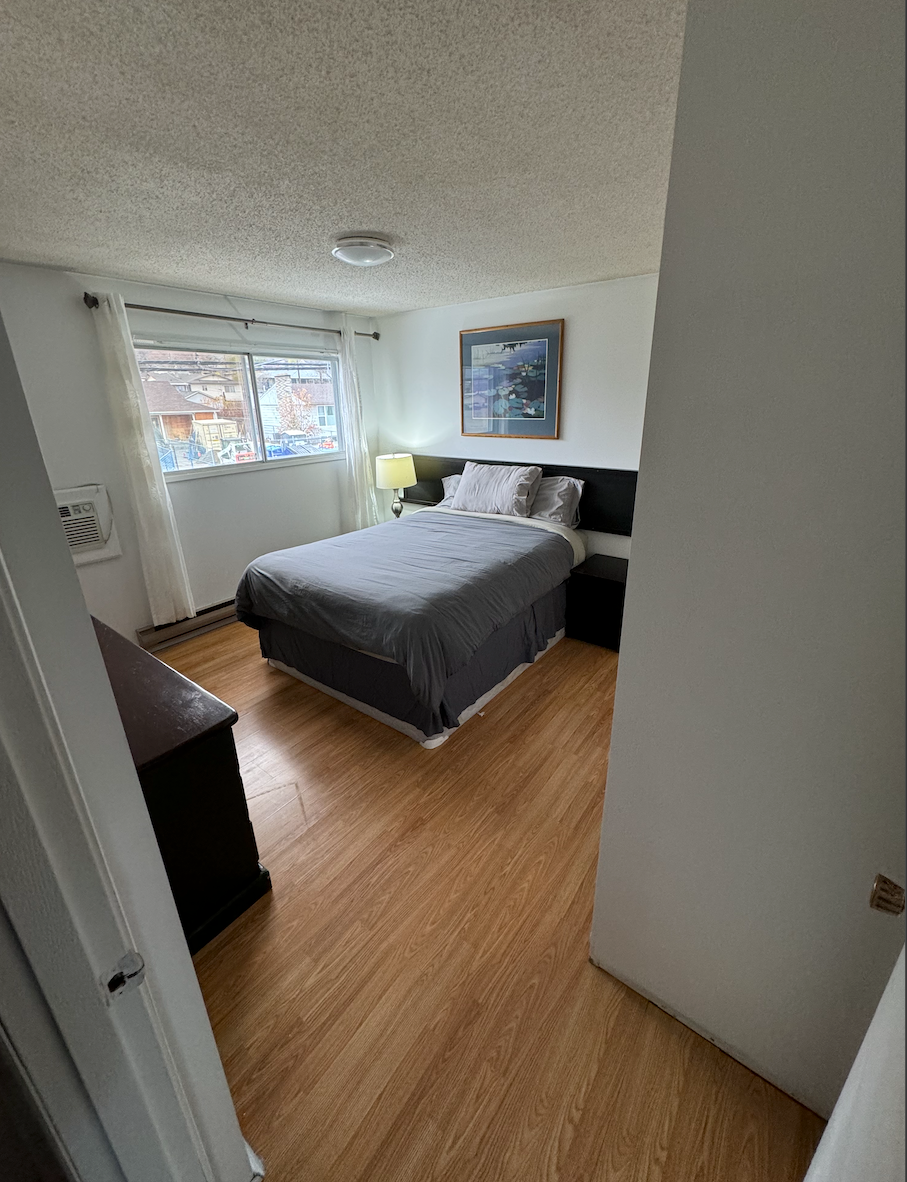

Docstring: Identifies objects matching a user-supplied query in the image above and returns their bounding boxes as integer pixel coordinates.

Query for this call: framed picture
[460,319,563,439]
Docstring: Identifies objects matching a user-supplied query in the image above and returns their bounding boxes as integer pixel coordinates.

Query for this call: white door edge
[0,313,258,1182]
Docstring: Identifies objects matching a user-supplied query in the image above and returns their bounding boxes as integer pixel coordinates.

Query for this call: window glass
[134,349,260,471]
[133,346,341,474]
[252,355,340,459]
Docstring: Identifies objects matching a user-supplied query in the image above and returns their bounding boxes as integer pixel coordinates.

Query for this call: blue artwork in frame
[460,319,563,439]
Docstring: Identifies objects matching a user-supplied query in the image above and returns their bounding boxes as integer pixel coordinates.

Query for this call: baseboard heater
[136,600,237,652]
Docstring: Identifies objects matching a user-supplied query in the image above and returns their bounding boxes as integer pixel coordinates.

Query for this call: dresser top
[93,617,238,771]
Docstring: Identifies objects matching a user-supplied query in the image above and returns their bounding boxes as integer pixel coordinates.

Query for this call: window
[252,355,340,460]
[134,347,341,474]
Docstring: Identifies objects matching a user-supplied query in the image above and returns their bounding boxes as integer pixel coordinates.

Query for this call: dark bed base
[256,583,567,744]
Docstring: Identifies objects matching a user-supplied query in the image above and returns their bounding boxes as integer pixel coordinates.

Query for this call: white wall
[0,262,376,636]
[590,0,905,1119]
[0,263,647,629]
[166,461,343,610]
[372,275,656,543]
[0,264,152,636]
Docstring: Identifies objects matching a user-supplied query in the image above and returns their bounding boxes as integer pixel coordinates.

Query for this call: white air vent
[54,485,120,565]
[59,502,103,549]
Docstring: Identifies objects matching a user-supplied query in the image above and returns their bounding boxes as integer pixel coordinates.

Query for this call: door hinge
[102,950,146,1003]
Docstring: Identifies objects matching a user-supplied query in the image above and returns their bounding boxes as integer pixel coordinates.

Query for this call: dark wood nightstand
[565,554,629,651]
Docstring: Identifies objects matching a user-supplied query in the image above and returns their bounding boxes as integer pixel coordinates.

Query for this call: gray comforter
[235,511,574,710]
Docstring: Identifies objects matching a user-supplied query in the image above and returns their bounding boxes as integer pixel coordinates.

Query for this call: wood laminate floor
[164,623,824,1182]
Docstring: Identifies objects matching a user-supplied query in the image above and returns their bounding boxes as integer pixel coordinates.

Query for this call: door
[0,312,258,1182]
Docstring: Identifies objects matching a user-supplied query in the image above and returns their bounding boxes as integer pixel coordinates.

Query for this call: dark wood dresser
[93,617,271,954]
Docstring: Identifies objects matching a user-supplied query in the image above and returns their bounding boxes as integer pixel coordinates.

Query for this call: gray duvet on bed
[235,511,574,711]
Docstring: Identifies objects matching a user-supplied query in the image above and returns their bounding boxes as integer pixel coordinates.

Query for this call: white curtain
[90,292,196,626]
[338,316,379,532]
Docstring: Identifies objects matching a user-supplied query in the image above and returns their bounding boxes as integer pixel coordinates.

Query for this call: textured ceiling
[0,0,686,314]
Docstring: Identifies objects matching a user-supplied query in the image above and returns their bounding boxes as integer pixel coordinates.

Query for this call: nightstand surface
[572,554,629,584]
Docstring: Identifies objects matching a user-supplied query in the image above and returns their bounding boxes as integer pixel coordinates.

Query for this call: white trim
[268,628,564,748]
[245,1141,266,1180]
[128,328,341,359]
[164,450,344,482]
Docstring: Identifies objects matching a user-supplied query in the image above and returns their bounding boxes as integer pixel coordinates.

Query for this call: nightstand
[566,554,629,651]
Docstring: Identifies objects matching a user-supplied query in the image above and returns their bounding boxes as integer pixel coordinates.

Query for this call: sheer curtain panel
[90,292,196,625]
[339,316,379,532]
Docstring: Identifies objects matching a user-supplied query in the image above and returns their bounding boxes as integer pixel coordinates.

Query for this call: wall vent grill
[53,486,115,557]
[60,512,103,549]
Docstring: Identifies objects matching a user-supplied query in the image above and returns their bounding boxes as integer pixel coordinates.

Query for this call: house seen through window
[134,348,341,473]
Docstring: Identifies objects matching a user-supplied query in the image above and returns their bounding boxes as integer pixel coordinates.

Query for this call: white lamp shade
[375,452,417,490]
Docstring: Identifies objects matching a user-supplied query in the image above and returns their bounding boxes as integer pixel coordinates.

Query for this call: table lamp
[375,453,417,519]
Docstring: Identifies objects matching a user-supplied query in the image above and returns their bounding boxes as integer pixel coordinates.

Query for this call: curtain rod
[82,293,380,340]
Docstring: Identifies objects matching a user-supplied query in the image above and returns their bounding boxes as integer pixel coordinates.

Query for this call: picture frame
[460,319,563,439]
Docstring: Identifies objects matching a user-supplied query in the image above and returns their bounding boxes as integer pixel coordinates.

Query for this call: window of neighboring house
[133,347,342,474]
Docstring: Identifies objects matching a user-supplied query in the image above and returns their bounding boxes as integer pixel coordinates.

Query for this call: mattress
[236,508,585,744]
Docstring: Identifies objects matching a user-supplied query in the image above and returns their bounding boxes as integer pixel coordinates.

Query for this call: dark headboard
[403,455,637,536]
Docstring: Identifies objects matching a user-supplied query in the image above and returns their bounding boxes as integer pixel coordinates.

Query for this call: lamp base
[391,491,403,519]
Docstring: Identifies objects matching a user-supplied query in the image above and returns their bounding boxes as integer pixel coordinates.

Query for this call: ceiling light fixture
[331,235,395,267]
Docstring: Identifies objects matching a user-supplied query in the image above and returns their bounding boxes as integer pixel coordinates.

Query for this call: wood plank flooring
[163,623,824,1182]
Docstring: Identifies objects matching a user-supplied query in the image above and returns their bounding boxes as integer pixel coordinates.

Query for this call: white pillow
[436,474,461,507]
[450,462,543,517]
[530,476,585,528]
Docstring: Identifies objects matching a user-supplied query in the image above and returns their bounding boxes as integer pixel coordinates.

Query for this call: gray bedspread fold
[235,511,574,710]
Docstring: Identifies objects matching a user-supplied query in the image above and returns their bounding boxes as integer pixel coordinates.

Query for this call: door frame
[0,313,258,1182]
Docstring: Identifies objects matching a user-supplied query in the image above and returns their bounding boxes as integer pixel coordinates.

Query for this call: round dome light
[331,236,395,267]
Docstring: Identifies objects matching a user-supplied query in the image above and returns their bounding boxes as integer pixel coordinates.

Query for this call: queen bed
[235,460,636,748]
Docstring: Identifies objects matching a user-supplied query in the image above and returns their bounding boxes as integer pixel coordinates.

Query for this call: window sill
[163,451,345,483]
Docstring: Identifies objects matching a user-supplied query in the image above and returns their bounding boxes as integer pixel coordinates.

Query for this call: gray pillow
[450,462,543,517]
[530,476,585,528]
[436,473,461,507]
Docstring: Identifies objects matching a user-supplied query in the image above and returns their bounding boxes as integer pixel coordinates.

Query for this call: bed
[235,460,636,748]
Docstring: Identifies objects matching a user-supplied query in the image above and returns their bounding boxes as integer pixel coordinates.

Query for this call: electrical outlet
[869,874,905,915]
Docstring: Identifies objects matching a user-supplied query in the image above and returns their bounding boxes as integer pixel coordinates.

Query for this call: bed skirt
[255,582,566,747]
